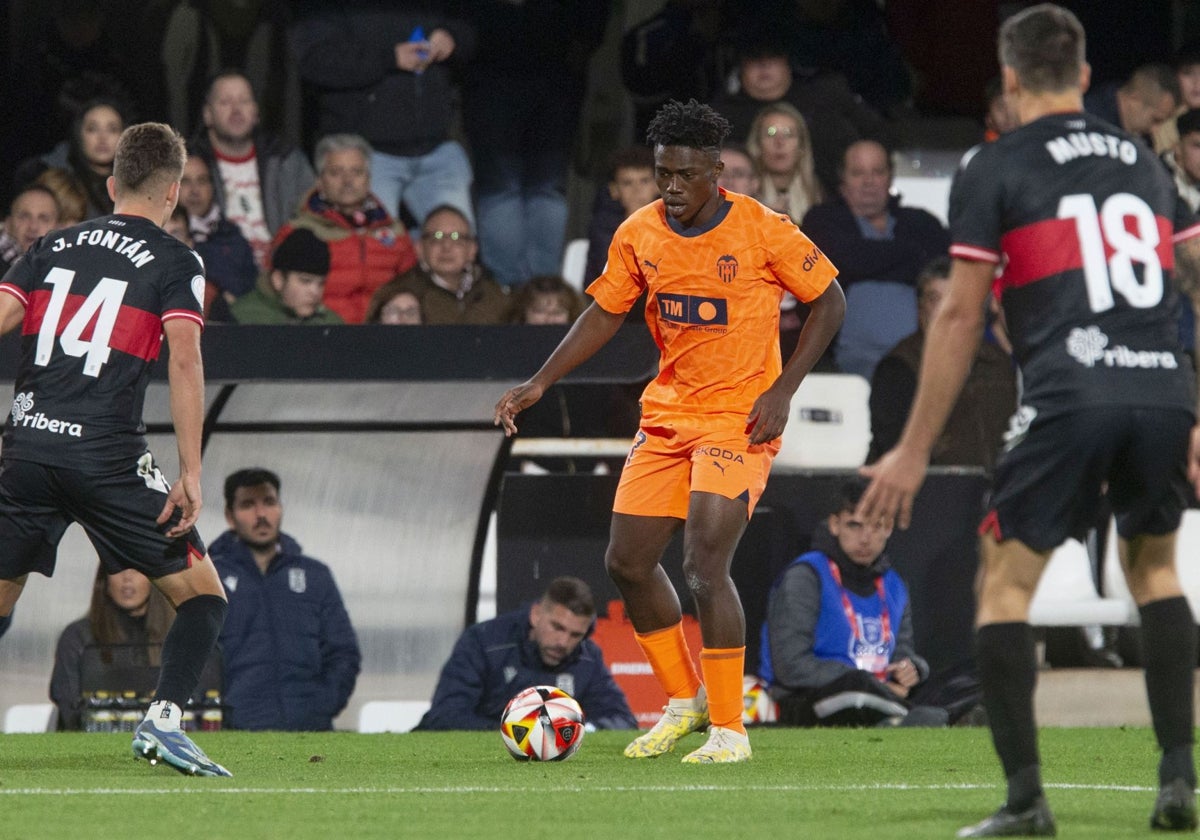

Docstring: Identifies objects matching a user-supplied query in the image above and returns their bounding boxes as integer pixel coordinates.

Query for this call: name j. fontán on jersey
[50,228,156,268]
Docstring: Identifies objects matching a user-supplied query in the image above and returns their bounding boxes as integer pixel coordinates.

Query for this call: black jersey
[949,111,1200,417]
[0,214,205,470]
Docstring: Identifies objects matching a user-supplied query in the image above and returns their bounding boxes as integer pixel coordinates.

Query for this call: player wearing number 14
[0,122,231,777]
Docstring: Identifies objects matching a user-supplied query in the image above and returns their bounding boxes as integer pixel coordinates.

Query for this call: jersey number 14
[34,267,129,378]
[1058,192,1163,312]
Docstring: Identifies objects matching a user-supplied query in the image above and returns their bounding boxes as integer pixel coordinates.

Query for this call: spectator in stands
[291,2,476,229]
[1163,109,1200,358]
[983,77,1019,142]
[460,0,610,286]
[620,1,729,142]
[180,152,258,313]
[50,565,219,732]
[33,168,87,227]
[416,576,637,731]
[272,133,416,323]
[745,102,823,223]
[1165,110,1200,215]
[801,139,950,379]
[509,275,585,326]
[709,34,887,196]
[1155,43,1200,154]
[17,98,127,220]
[210,468,361,731]
[161,0,300,144]
[584,146,659,290]
[364,286,423,325]
[867,256,1016,470]
[0,185,61,273]
[760,480,974,727]
[232,228,341,326]
[386,204,508,325]
[190,71,315,270]
[1084,63,1180,145]
[718,143,762,197]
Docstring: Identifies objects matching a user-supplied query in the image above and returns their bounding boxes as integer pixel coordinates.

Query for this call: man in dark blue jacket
[210,468,361,730]
[416,577,637,731]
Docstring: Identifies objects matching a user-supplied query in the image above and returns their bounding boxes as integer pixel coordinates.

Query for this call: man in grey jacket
[191,71,315,270]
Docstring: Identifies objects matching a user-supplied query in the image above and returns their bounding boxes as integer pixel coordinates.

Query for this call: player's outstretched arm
[745,279,845,445]
[494,302,626,436]
[160,318,205,537]
[858,258,992,528]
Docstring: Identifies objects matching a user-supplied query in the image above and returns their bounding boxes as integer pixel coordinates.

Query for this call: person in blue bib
[759,479,950,727]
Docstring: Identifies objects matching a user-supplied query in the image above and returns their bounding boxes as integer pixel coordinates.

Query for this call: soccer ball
[742,675,779,725]
[500,685,585,761]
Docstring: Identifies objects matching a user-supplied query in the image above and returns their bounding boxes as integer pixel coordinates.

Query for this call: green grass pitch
[0,727,1179,838]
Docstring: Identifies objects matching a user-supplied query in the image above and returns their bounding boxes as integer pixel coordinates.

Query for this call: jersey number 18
[1058,192,1163,313]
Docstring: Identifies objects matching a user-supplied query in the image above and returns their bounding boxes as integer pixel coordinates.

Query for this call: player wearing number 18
[0,122,231,777]
[858,5,1200,835]
[864,4,1200,835]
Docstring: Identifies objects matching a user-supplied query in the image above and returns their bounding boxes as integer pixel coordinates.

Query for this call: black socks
[154,594,227,709]
[977,622,1043,811]
[1139,596,1197,788]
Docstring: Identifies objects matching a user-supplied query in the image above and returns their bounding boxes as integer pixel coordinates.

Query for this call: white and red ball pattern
[500,685,585,761]
[742,675,779,725]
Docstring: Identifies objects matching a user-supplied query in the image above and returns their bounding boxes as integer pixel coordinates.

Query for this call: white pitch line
[0,782,1159,796]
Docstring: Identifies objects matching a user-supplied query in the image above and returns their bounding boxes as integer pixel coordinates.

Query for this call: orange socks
[700,646,746,734]
[635,622,702,700]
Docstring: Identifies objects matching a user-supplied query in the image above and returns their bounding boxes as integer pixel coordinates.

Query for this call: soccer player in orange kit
[495,99,844,762]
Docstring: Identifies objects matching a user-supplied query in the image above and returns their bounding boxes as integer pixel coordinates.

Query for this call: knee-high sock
[700,646,746,734]
[1140,596,1197,787]
[977,622,1042,810]
[154,594,226,709]
[635,622,701,700]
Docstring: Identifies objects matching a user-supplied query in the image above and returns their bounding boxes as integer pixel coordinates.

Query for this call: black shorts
[984,406,1192,551]
[0,454,207,580]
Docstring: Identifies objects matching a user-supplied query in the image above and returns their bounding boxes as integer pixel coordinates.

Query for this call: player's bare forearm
[494,302,626,435]
[745,280,845,444]
[0,292,26,335]
[858,259,991,527]
[163,319,205,478]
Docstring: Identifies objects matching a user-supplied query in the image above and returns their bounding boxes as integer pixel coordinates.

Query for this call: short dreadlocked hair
[645,99,730,158]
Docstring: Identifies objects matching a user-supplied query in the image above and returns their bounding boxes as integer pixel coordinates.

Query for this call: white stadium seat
[560,238,590,292]
[3,703,57,733]
[357,700,431,733]
[775,373,871,469]
[1029,538,1136,626]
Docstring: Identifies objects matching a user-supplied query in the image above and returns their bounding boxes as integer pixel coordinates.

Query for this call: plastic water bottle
[201,690,223,732]
[89,691,115,733]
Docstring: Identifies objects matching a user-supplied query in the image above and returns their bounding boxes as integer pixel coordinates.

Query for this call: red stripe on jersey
[22,289,165,362]
[949,243,1002,263]
[997,215,1174,291]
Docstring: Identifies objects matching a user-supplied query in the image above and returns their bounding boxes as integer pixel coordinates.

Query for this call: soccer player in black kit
[859,4,1200,836]
[0,123,231,777]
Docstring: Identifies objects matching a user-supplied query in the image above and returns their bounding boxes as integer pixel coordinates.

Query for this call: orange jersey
[588,190,838,432]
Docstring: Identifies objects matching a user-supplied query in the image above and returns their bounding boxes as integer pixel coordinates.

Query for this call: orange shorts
[612,426,780,520]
